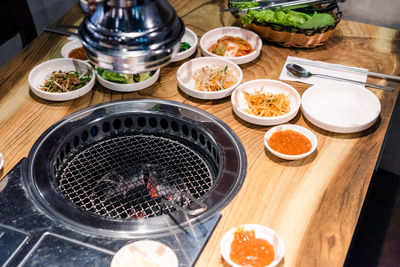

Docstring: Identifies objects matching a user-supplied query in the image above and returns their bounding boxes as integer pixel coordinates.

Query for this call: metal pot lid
[78,0,185,73]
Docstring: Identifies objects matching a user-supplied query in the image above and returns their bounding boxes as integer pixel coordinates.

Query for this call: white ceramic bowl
[28,58,95,101]
[220,224,284,267]
[177,57,243,100]
[171,27,198,62]
[61,39,84,59]
[200,26,262,65]
[96,68,160,92]
[264,124,318,160]
[301,82,381,133]
[231,79,301,126]
[111,240,178,267]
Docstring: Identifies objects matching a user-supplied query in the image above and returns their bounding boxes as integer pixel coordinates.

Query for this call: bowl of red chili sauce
[264,124,317,160]
[220,224,284,267]
[61,39,88,61]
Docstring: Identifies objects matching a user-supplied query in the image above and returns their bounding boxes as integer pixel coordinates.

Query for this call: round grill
[59,135,213,219]
[24,99,246,237]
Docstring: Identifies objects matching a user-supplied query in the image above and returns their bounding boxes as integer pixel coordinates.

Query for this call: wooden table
[1,1,399,266]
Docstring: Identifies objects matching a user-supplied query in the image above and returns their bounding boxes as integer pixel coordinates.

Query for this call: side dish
[230,227,274,267]
[244,89,290,117]
[192,64,237,92]
[68,47,88,60]
[232,2,335,29]
[268,129,312,155]
[179,41,191,52]
[41,70,91,93]
[208,36,253,57]
[96,68,153,84]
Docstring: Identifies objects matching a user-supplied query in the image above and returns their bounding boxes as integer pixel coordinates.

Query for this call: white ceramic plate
[61,39,84,59]
[0,152,4,170]
[264,124,318,160]
[301,82,381,133]
[96,69,160,92]
[200,26,262,65]
[171,27,198,62]
[28,58,95,101]
[111,240,178,267]
[177,56,243,100]
[231,79,301,126]
[220,224,284,267]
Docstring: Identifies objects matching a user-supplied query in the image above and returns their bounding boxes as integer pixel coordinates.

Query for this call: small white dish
[111,240,178,267]
[264,124,318,160]
[200,26,262,65]
[61,39,84,59]
[301,82,381,133]
[220,224,284,267]
[231,79,300,126]
[28,58,95,101]
[177,56,243,100]
[171,27,198,62]
[0,152,4,170]
[96,69,160,92]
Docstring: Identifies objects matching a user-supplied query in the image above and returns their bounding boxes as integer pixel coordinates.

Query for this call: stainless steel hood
[78,0,185,73]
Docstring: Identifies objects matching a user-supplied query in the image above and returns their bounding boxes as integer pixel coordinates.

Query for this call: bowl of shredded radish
[177,57,242,100]
[231,79,300,126]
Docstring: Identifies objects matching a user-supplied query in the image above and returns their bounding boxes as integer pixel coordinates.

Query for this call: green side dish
[233,2,335,29]
[96,68,153,84]
[179,42,191,52]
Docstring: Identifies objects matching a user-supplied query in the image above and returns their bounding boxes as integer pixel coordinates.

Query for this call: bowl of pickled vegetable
[220,224,284,267]
[96,68,160,92]
[28,58,95,101]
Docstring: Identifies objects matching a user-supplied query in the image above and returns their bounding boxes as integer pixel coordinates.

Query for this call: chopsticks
[288,58,400,82]
[43,27,78,37]
[221,0,332,13]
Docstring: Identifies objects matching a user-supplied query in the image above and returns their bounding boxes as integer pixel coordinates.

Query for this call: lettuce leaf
[297,12,335,29]
[101,70,127,83]
[235,4,334,29]
[96,68,153,84]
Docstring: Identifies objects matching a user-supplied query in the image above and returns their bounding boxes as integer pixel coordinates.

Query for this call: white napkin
[279,56,368,86]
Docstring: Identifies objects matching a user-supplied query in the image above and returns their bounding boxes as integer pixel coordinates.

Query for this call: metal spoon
[286,63,394,91]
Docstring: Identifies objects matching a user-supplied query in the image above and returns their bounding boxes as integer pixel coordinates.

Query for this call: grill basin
[24,99,246,237]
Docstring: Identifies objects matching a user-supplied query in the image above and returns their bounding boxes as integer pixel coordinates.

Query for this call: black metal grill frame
[23,99,247,238]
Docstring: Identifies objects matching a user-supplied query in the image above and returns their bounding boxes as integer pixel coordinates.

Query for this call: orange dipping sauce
[268,129,311,155]
[230,227,274,267]
[68,47,88,60]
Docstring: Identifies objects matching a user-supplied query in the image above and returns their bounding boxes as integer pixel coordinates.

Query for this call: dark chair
[0,0,37,47]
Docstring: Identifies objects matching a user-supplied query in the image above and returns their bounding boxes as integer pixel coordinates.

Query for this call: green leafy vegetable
[96,68,153,84]
[179,42,191,52]
[233,2,334,29]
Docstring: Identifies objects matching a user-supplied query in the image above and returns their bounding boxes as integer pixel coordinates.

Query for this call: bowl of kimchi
[177,56,243,100]
[200,26,262,65]
[231,79,300,126]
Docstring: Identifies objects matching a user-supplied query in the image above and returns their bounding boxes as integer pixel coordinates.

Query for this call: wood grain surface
[0,1,399,266]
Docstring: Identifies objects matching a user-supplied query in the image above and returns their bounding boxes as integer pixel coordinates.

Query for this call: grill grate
[58,134,214,219]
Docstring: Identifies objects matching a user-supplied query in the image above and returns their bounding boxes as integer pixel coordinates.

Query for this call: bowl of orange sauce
[220,224,284,267]
[61,39,88,61]
[264,124,317,160]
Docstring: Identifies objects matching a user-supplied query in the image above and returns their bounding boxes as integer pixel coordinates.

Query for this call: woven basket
[229,2,342,48]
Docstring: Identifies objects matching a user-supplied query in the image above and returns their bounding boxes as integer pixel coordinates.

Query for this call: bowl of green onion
[171,27,198,62]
